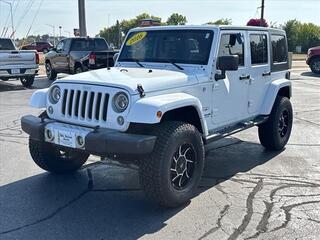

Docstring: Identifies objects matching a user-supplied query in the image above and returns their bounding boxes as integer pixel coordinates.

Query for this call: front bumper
[21,115,157,156]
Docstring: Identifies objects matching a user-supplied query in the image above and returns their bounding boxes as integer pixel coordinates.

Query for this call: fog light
[48,106,53,114]
[117,116,124,126]
[45,129,54,141]
[76,135,85,147]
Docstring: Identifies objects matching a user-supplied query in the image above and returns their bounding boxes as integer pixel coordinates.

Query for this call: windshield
[0,39,16,50]
[118,30,214,65]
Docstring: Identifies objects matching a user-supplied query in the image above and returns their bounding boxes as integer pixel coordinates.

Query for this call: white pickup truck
[22,25,292,207]
[0,38,39,87]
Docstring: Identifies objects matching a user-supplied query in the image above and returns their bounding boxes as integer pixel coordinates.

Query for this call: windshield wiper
[166,60,184,70]
[134,59,145,68]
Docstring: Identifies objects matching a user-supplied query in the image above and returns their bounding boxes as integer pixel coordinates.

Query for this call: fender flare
[29,88,49,108]
[127,93,208,136]
[259,79,292,115]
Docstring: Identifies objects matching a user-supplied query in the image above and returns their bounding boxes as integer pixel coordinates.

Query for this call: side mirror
[215,55,239,81]
[113,53,119,63]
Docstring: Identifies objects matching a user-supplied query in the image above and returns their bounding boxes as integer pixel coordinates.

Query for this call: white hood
[57,67,198,95]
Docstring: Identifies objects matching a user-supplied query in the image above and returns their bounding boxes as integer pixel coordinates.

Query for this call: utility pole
[260,0,265,25]
[78,0,87,36]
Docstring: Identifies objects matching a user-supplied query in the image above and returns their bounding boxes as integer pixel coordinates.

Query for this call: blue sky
[0,0,319,38]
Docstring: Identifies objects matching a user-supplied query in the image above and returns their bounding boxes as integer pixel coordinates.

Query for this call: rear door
[247,31,271,115]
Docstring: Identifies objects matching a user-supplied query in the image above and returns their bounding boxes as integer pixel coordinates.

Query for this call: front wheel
[310,57,320,74]
[258,96,293,150]
[20,75,35,87]
[29,138,89,174]
[139,121,205,208]
[46,62,57,80]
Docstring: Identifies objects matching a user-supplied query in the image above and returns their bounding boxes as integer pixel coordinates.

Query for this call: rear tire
[29,138,89,174]
[20,75,35,87]
[46,61,57,80]
[75,65,83,74]
[139,121,205,208]
[310,57,320,74]
[258,96,293,150]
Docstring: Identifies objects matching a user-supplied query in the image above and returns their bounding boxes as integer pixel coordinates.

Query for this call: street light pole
[0,0,14,39]
[78,0,87,36]
[46,24,56,46]
[59,26,62,39]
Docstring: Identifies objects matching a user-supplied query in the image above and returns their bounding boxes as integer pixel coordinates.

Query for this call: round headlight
[49,86,61,104]
[112,92,129,112]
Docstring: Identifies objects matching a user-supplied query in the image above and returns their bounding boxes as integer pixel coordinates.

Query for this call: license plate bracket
[11,69,20,74]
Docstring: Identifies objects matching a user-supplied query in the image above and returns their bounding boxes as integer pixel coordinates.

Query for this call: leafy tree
[120,13,162,35]
[166,13,187,25]
[98,20,122,48]
[206,18,232,25]
[282,20,300,52]
[282,20,320,52]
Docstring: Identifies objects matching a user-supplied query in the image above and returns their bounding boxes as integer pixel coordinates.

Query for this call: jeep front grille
[61,89,109,122]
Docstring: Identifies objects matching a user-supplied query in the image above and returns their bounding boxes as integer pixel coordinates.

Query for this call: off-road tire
[29,139,89,174]
[139,121,205,208]
[310,57,320,74]
[258,96,293,150]
[20,75,35,87]
[46,61,57,80]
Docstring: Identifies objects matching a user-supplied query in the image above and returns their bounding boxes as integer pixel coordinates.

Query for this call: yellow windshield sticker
[126,32,147,46]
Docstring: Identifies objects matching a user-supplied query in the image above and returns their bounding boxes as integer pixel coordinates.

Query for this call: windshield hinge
[137,84,145,98]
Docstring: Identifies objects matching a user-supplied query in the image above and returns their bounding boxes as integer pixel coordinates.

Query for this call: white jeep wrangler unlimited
[22,26,292,207]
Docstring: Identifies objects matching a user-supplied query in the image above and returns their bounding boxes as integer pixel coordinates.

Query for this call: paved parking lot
[0,63,319,240]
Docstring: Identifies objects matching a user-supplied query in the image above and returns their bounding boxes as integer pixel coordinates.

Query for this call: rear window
[0,39,15,50]
[71,38,108,51]
[271,35,287,63]
[94,39,108,51]
[71,39,94,51]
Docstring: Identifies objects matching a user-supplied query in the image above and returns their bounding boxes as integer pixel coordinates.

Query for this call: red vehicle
[306,46,320,74]
[21,41,53,53]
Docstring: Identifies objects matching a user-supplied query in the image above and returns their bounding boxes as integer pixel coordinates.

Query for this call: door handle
[239,75,250,80]
[262,71,271,77]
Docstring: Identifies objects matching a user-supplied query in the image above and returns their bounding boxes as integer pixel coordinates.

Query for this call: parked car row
[21,41,53,53]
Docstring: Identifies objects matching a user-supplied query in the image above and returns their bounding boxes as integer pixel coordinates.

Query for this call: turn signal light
[35,52,40,64]
[89,53,96,65]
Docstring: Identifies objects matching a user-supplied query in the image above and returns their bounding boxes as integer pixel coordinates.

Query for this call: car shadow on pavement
[301,71,320,77]
[0,76,56,92]
[0,137,282,239]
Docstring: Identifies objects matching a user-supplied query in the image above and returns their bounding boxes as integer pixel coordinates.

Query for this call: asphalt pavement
[0,62,319,240]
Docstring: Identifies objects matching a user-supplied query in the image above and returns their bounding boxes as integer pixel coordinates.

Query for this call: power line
[14,0,35,32]
[23,0,44,40]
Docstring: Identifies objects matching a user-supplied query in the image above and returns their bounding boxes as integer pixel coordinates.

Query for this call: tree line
[99,13,320,53]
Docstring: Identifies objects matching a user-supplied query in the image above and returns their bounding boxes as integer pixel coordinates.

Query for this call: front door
[211,31,250,129]
[247,32,271,115]
[53,39,69,72]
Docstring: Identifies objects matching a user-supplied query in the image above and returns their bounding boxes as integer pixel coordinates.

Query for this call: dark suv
[45,37,118,80]
[21,41,52,53]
